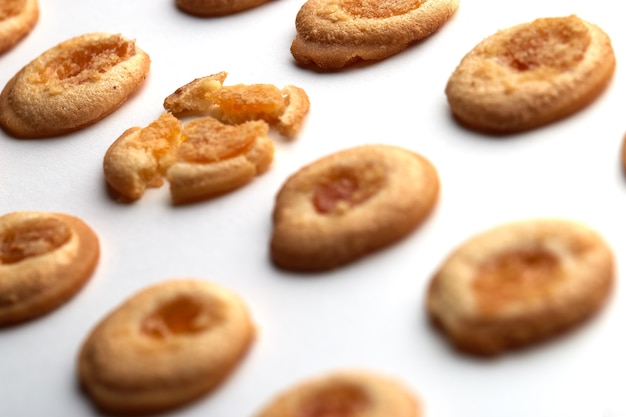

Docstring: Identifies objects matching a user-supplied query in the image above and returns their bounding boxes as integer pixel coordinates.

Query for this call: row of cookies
[0,209,424,414]
[0,7,617,140]
[1,0,620,416]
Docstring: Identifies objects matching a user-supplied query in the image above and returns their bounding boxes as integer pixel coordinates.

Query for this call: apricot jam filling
[472,248,563,314]
[340,0,424,19]
[208,84,286,121]
[34,35,136,84]
[0,217,71,264]
[497,16,590,72]
[176,117,258,163]
[0,0,25,20]
[300,384,370,417]
[312,164,386,214]
[141,295,224,339]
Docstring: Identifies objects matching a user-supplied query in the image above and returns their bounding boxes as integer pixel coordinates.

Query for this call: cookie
[445,15,615,133]
[78,278,255,414]
[0,211,100,326]
[0,0,39,54]
[0,32,150,138]
[167,116,274,204]
[255,370,421,417]
[426,218,614,355]
[163,72,310,139]
[270,144,439,271]
[176,0,271,16]
[103,112,182,202]
[103,113,274,204]
[290,0,460,69]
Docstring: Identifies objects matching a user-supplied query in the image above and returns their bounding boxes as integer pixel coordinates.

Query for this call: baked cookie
[164,72,310,139]
[0,32,151,138]
[103,112,182,202]
[270,144,439,271]
[426,218,614,355]
[0,211,100,326]
[291,0,460,69]
[445,15,615,133]
[255,370,421,417]
[103,113,274,204]
[0,0,39,54]
[78,279,255,414]
[176,0,271,16]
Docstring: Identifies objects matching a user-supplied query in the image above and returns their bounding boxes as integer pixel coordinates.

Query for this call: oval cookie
[0,0,39,54]
[176,0,271,16]
[270,144,439,271]
[0,211,100,326]
[255,370,421,417]
[78,279,255,414]
[0,32,151,138]
[445,15,615,133]
[426,218,614,355]
[291,0,460,69]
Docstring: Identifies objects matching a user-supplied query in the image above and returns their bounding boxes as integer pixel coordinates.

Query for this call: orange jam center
[141,295,223,339]
[498,16,590,72]
[36,35,135,84]
[341,0,424,19]
[472,248,562,314]
[312,164,386,215]
[0,217,71,264]
[0,0,25,20]
[301,384,370,417]
[209,84,286,121]
[177,116,258,163]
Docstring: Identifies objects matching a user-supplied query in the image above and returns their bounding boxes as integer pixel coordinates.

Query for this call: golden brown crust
[103,113,274,204]
[0,32,151,138]
[0,0,39,54]
[176,0,271,16]
[78,278,255,414]
[0,211,100,326]
[445,15,615,133]
[426,218,614,356]
[103,113,182,202]
[167,117,275,204]
[291,0,460,69]
[255,370,422,417]
[270,144,439,271]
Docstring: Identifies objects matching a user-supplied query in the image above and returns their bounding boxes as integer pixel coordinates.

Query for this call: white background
[1,0,626,416]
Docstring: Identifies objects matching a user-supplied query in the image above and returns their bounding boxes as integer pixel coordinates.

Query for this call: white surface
[1,0,626,416]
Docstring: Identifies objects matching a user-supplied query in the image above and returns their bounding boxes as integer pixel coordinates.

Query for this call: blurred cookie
[78,279,255,414]
[255,370,422,417]
[291,0,460,69]
[427,218,614,355]
[270,144,439,271]
[0,0,39,54]
[176,0,271,16]
[445,15,615,133]
[0,211,99,326]
[0,32,150,138]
